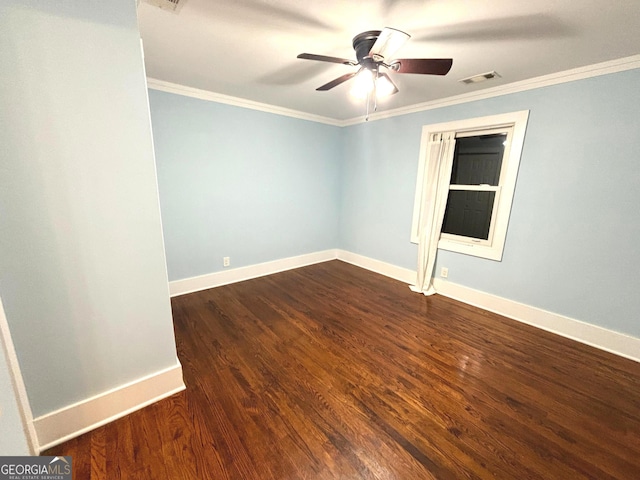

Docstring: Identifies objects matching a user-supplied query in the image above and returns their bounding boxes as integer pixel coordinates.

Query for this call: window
[441,129,510,245]
[411,111,529,261]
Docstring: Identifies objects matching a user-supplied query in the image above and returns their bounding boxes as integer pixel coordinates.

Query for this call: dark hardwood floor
[45,260,640,479]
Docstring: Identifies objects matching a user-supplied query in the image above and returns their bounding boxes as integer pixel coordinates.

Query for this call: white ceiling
[137,0,640,121]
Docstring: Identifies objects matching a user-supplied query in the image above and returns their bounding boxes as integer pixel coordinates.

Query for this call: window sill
[437,238,503,261]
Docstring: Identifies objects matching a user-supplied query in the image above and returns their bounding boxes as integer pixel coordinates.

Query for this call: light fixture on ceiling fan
[350,67,396,98]
[297,27,453,119]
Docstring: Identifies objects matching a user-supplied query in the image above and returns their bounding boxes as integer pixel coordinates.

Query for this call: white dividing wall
[0,0,183,437]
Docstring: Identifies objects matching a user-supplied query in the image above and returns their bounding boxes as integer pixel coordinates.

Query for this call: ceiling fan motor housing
[352,30,382,63]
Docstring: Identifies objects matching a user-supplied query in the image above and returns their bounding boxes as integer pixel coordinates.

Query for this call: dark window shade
[450,134,506,186]
[442,191,496,240]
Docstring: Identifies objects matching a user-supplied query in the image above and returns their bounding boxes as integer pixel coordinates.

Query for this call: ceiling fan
[297,27,453,102]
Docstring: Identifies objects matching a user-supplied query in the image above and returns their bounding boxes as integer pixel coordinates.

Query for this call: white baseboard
[336,250,416,284]
[432,279,640,364]
[169,249,339,297]
[171,249,639,364]
[333,251,640,364]
[34,362,185,451]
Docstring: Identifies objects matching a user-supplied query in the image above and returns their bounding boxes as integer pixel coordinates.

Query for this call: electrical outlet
[223,257,230,267]
[440,267,448,278]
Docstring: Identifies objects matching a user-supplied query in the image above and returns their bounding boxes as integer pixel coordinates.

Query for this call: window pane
[442,190,496,240]
[450,134,506,186]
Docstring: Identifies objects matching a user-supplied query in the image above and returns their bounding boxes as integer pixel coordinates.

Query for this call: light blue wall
[150,69,640,340]
[339,116,422,269]
[339,69,640,338]
[149,90,342,281]
[0,0,180,416]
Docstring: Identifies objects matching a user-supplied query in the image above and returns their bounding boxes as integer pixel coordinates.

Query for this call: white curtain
[410,132,456,295]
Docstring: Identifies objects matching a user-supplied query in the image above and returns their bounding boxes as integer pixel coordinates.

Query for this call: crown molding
[147,54,640,128]
[341,54,640,126]
[146,78,344,127]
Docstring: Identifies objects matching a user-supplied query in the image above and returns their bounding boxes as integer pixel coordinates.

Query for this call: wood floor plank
[44,260,640,479]
[89,427,106,479]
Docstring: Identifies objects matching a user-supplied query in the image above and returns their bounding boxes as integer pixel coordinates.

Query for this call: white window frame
[410,110,529,261]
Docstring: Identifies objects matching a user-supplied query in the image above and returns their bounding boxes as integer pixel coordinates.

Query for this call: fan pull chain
[365,90,370,121]
[373,71,378,113]
[365,70,380,122]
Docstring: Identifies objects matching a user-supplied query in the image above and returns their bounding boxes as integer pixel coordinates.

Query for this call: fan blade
[369,27,410,60]
[316,72,358,91]
[391,58,453,75]
[378,72,399,95]
[297,53,356,66]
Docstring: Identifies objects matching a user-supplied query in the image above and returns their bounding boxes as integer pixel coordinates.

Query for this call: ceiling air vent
[459,71,501,85]
[142,0,185,13]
